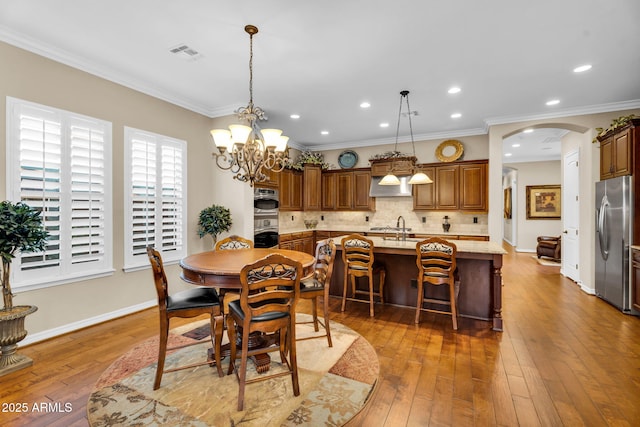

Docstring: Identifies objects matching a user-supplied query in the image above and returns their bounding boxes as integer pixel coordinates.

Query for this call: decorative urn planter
[0,305,38,375]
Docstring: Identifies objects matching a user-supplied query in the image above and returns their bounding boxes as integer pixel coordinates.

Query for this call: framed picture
[526,185,561,219]
[503,187,512,219]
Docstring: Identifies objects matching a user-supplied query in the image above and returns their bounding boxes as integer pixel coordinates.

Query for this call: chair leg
[287,323,300,397]
[227,316,237,376]
[415,279,423,324]
[449,281,458,330]
[322,294,333,347]
[237,326,250,411]
[154,316,170,390]
[341,271,349,312]
[368,273,375,317]
[211,313,224,377]
[311,297,320,332]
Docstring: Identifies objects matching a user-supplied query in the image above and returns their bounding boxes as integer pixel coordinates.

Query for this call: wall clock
[338,150,358,168]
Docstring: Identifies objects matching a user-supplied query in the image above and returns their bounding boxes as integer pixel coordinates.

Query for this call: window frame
[123,126,187,271]
[6,97,114,292]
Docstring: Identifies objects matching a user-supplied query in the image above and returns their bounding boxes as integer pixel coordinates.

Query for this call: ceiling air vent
[169,44,203,61]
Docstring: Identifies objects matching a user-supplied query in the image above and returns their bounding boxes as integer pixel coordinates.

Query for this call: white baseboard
[21,299,157,347]
[515,248,536,253]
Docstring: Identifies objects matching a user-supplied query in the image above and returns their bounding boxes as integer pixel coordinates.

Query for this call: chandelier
[210,25,289,187]
[379,90,432,185]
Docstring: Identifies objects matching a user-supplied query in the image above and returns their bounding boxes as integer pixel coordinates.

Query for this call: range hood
[369,176,413,197]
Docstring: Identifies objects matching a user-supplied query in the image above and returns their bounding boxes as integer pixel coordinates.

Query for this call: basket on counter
[304,220,318,229]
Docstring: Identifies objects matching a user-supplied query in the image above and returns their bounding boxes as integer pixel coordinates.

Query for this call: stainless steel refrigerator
[595,175,636,313]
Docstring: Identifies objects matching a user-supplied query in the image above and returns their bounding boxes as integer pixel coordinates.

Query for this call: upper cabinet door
[435,165,459,210]
[335,172,353,210]
[459,162,488,212]
[413,166,436,210]
[303,164,322,211]
[353,170,375,211]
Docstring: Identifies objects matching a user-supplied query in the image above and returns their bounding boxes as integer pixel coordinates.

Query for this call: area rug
[531,255,561,266]
[87,314,378,426]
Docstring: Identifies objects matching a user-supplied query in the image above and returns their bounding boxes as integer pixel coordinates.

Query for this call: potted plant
[197,204,232,246]
[0,200,49,375]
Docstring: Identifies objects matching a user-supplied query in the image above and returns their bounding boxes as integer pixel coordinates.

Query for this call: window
[6,97,113,291]
[124,127,187,270]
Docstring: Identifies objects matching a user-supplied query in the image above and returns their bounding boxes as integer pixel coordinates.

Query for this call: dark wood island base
[330,236,505,331]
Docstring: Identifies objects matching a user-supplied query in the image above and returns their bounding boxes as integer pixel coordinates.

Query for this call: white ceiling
[1,1,639,163]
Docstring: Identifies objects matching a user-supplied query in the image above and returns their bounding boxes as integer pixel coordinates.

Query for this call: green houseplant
[0,200,49,375]
[197,205,232,246]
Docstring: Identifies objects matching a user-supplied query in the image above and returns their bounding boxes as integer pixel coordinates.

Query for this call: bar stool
[415,237,459,329]
[341,234,386,317]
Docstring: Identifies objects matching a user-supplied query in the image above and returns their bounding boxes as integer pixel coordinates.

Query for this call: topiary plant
[197,205,232,245]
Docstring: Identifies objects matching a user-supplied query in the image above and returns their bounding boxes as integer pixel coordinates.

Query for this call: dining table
[179,247,316,373]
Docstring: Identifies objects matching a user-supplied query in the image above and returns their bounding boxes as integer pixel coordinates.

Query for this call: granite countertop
[280,226,489,237]
[334,235,507,255]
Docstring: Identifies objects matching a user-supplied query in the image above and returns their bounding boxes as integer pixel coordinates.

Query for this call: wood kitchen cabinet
[632,248,640,312]
[254,167,280,188]
[279,231,314,255]
[413,160,488,213]
[597,118,639,180]
[370,157,416,177]
[322,168,375,211]
[303,164,322,211]
[279,168,302,211]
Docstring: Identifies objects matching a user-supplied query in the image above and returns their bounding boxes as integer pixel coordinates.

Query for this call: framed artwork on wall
[526,185,561,219]
[504,187,512,219]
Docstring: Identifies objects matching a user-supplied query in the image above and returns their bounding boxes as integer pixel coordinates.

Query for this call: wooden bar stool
[415,237,459,329]
[341,234,386,317]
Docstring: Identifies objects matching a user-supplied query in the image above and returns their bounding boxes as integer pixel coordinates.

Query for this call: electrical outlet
[321,215,324,221]
[422,216,426,223]
[365,216,369,222]
[473,217,478,224]
[291,215,294,221]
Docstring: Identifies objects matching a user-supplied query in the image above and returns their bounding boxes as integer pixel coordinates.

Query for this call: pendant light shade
[377,90,431,185]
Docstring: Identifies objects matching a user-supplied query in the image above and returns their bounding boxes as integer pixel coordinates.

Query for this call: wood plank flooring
[1,244,639,426]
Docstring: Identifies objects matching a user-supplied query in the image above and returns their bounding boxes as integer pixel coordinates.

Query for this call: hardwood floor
[2,244,639,426]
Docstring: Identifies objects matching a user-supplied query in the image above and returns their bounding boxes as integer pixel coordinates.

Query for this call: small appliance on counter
[254,188,279,248]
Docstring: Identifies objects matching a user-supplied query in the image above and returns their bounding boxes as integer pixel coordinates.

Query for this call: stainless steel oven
[254,188,279,248]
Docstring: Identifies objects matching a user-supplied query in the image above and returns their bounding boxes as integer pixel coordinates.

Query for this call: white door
[562,149,580,282]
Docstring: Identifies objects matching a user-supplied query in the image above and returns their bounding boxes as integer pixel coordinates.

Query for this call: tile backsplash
[279,197,488,235]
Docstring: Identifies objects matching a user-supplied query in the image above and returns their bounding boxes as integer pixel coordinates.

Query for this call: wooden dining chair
[297,238,336,347]
[146,246,224,390]
[226,253,302,411]
[414,237,459,329]
[214,235,254,251]
[341,234,386,317]
[214,235,254,315]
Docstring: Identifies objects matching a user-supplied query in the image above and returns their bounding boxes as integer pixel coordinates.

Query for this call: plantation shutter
[124,127,186,269]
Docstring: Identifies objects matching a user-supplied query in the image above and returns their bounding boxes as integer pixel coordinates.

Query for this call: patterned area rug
[87,314,378,426]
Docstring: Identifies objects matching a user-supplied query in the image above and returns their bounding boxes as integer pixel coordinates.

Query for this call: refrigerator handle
[597,195,609,260]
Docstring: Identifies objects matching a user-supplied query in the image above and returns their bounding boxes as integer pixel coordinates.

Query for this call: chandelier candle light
[210,25,289,187]
[379,90,432,186]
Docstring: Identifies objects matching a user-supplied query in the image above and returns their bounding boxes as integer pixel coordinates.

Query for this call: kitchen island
[330,236,506,331]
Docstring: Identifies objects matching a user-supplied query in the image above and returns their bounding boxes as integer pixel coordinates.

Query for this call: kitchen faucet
[396,215,406,241]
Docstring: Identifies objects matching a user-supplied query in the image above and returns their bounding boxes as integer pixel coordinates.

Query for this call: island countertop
[329,234,505,331]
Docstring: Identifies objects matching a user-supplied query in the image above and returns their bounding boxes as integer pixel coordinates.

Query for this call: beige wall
[0,41,222,342]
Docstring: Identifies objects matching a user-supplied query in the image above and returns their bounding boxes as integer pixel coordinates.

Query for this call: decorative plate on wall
[435,139,464,162]
[338,150,358,168]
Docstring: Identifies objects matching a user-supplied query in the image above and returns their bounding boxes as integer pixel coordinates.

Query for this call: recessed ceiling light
[523,128,534,133]
[290,114,300,119]
[448,87,461,94]
[504,153,512,157]
[450,113,462,119]
[573,64,592,73]
[512,143,520,148]
[321,131,329,135]
[546,99,560,106]
[380,123,389,128]
[360,102,371,108]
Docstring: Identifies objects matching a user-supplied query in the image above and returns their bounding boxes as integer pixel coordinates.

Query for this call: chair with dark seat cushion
[146,246,224,390]
[415,237,459,330]
[214,235,254,251]
[341,234,386,317]
[226,253,302,411]
[298,238,337,347]
[536,236,561,261]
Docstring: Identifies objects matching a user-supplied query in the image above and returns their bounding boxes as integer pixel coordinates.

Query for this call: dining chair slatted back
[215,235,254,251]
[415,237,459,329]
[146,246,224,390]
[341,234,386,317]
[226,253,302,411]
[298,238,337,347]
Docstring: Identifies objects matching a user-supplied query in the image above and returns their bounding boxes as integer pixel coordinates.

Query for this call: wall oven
[254,188,279,248]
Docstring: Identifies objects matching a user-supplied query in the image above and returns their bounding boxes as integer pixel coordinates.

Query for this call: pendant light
[379,90,432,185]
